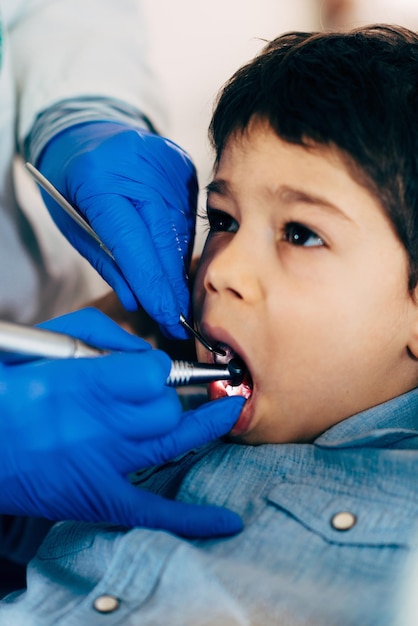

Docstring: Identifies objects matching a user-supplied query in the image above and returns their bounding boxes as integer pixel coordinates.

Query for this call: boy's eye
[207,209,239,234]
[284,222,324,247]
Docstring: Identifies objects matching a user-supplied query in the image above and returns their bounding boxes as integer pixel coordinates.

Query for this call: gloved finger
[109,385,183,441]
[130,189,193,333]
[123,134,197,264]
[103,477,243,537]
[74,144,195,336]
[132,396,246,467]
[88,350,183,438]
[142,135,198,264]
[74,235,138,312]
[104,396,244,475]
[38,308,151,352]
[84,193,191,338]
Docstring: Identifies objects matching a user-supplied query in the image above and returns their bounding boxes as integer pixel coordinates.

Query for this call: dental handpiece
[166,359,244,387]
[0,321,245,388]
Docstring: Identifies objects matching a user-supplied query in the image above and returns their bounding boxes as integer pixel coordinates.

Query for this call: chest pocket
[266,481,415,547]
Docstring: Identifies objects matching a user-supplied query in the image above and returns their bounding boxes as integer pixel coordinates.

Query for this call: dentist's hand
[37,122,198,339]
[0,308,244,537]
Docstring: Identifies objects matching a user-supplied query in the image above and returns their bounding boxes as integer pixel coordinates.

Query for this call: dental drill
[0,320,245,387]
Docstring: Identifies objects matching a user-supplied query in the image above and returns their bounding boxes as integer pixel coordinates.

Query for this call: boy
[2,24,418,625]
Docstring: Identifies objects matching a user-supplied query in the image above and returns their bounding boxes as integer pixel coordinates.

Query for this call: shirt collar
[314,387,418,449]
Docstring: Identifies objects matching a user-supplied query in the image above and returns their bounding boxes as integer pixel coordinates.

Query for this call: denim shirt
[2,390,418,625]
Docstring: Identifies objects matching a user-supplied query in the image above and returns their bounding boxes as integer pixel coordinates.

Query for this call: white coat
[0,0,164,323]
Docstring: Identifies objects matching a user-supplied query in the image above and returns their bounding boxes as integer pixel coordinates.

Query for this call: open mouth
[209,343,253,401]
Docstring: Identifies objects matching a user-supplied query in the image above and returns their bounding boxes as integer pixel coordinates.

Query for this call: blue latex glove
[37,122,198,339]
[0,308,244,537]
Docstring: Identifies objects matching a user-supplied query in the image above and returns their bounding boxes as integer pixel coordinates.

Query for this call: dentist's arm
[0,308,244,537]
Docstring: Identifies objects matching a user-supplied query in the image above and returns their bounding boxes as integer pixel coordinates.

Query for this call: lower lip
[229,399,254,436]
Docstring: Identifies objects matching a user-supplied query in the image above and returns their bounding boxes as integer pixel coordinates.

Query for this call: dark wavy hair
[209,25,418,291]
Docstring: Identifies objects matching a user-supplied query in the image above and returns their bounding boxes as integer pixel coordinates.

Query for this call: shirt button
[93,594,121,613]
[330,511,357,531]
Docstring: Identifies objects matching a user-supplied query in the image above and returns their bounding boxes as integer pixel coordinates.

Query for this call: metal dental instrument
[24,163,115,261]
[0,321,244,387]
[179,313,226,357]
[166,358,244,387]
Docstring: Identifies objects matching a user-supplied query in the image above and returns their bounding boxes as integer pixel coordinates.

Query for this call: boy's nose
[203,235,265,303]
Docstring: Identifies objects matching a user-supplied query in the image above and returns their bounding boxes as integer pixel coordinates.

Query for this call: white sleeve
[8,0,167,145]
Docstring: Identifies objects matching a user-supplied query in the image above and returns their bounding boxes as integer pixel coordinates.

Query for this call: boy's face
[193,119,418,444]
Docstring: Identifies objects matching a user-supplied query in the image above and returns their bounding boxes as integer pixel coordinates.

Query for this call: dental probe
[0,321,244,387]
[179,313,226,357]
[25,163,226,358]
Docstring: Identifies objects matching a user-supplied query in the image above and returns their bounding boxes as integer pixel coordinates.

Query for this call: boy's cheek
[191,263,207,320]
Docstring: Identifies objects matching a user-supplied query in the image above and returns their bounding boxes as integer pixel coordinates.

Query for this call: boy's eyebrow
[278,186,353,222]
[206,180,228,196]
[207,180,352,223]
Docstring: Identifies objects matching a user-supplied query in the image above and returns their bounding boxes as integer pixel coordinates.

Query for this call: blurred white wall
[321,0,418,30]
[142,0,319,253]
